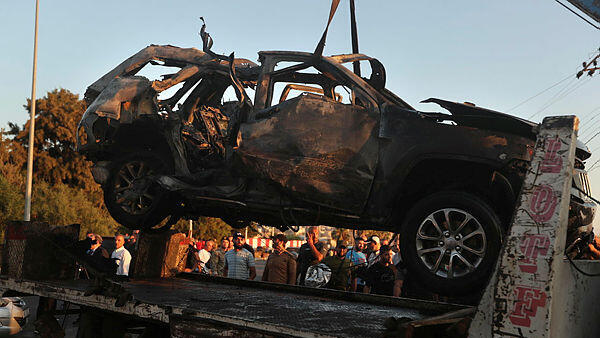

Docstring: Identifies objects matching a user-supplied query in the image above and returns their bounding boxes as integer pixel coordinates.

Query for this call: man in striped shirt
[224,232,256,280]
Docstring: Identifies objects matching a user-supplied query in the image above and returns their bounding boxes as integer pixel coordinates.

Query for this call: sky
[2,0,600,224]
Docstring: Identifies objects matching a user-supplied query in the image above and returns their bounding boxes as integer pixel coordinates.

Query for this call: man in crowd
[86,234,114,274]
[296,226,327,285]
[322,242,352,291]
[346,237,367,292]
[198,240,214,274]
[364,245,403,297]
[224,232,256,280]
[208,236,229,276]
[112,234,132,276]
[262,234,296,284]
[366,235,381,267]
[227,235,234,251]
[125,233,137,253]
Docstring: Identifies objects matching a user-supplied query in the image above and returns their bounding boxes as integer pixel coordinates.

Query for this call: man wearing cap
[262,234,296,284]
[224,232,256,280]
[366,235,381,268]
[322,242,352,291]
[208,237,229,276]
[364,245,403,297]
[296,226,327,285]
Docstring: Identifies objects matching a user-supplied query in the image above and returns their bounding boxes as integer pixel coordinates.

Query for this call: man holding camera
[296,226,327,286]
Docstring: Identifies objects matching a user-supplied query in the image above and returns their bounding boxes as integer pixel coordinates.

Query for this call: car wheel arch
[387,157,515,229]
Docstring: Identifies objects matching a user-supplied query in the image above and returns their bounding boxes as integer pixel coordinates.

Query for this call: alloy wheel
[415,208,486,279]
[113,161,158,215]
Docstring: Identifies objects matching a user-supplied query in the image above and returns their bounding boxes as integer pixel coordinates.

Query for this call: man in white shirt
[111,234,132,276]
[197,240,214,274]
[366,235,381,268]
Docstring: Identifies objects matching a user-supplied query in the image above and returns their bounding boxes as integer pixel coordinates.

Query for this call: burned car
[77,29,595,295]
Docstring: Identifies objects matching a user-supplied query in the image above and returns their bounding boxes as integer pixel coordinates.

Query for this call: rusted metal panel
[85,45,257,103]
[133,232,188,278]
[237,94,378,212]
[1,221,79,280]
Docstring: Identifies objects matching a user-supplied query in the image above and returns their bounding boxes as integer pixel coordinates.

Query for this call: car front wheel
[400,191,503,296]
[103,152,173,230]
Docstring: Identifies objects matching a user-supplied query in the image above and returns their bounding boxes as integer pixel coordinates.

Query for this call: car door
[236,61,379,213]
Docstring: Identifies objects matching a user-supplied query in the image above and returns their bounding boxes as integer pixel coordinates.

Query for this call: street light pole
[24,0,40,222]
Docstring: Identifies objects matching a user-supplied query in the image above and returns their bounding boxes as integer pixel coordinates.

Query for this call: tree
[11,89,97,192]
[173,217,233,241]
[0,88,118,238]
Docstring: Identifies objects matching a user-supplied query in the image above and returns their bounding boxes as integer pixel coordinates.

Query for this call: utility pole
[24,0,40,222]
[349,0,361,76]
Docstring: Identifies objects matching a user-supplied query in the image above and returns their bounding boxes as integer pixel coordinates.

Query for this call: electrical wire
[527,78,576,119]
[587,158,600,171]
[585,129,600,145]
[579,106,600,135]
[529,77,592,119]
[506,73,574,112]
[583,125,600,143]
[553,0,600,30]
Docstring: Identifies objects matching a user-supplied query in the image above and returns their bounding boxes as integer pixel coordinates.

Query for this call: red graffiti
[540,137,563,173]
[508,286,548,327]
[530,185,557,223]
[518,234,550,273]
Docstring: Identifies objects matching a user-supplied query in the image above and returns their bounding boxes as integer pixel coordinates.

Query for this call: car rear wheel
[400,191,503,296]
[104,152,173,230]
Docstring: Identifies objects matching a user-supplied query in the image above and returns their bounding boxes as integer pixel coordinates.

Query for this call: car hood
[421,98,538,139]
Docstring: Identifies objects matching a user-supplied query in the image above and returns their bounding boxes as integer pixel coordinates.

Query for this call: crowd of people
[78,231,135,279]
[77,225,411,297]
[185,226,409,298]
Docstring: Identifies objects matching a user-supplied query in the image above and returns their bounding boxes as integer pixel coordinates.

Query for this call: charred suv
[77,30,595,295]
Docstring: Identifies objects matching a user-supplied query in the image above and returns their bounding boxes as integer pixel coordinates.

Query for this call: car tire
[104,152,174,230]
[400,191,503,296]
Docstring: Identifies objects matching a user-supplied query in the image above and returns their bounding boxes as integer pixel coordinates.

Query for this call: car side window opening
[265,62,373,110]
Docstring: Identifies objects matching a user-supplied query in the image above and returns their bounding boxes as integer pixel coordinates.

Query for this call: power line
[526,77,577,118]
[588,158,600,171]
[553,0,600,30]
[506,73,574,112]
[579,106,600,135]
[585,129,600,145]
[529,77,592,119]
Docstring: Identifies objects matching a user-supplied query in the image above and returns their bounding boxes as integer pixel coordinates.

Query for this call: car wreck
[77,19,596,295]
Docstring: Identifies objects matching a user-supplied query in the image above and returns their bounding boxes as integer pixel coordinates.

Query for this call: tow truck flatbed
[0,274,469,337]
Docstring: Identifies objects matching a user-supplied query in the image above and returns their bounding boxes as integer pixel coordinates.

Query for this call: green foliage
[0,176,24,236]
[173,217,233,241]
[30,181,119,238]
[0,88,117,239]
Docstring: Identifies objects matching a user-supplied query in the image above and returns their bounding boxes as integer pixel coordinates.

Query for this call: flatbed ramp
[0,275,469,337]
